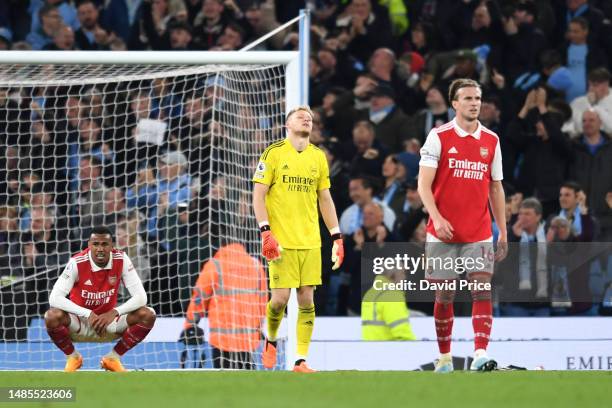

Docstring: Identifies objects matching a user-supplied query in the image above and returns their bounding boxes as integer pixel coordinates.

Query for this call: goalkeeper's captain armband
[330,227,344,270]
[259,222,281,261]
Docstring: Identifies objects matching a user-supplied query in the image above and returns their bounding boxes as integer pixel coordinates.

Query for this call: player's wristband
[331,233,343,241]
[330,227,342,241]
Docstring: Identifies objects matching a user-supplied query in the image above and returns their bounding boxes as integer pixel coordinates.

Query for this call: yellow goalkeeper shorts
[268,248,321,289]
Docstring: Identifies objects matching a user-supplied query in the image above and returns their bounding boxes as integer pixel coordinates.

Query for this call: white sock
[439,352,452,361]
[105,350,121,360]
[474,348,487,359]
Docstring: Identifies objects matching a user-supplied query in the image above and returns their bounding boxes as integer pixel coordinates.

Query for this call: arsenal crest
[480,147,489,159]
[108,275,117,285]
[310,165,318,178]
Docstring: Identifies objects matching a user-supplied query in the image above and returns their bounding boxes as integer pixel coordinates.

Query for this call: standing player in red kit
[44,226,156,372]
[417,79,507,372]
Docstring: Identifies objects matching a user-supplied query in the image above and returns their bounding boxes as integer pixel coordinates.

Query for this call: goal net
[0,52,298,370]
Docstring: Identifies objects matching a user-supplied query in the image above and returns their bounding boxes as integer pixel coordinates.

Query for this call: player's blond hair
[285,105,314,121]
[448,78,481,103]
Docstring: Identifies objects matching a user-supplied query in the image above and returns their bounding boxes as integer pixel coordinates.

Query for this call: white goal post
[0,42,307,370]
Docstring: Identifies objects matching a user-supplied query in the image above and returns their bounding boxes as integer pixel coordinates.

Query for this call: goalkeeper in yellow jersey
[252,105,344,373]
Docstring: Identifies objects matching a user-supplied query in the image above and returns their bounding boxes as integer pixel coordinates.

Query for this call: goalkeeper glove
[331,231,344,270]
[260,224,282,261]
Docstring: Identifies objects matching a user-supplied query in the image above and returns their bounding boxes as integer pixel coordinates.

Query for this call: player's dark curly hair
[90,226,114,240]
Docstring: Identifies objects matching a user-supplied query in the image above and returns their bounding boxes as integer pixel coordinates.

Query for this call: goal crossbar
[0,51,299,65]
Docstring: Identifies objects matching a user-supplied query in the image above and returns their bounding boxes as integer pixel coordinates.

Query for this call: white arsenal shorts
[68,312,129,342]
[424,233,495,281]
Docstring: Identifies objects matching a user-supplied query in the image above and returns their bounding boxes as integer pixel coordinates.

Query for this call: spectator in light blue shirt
[127,151,192,243]
[29,0,80,33]
[340,176,396,235]
[563,17,610,104]
[565,18,589,102]
[27,1,79,50]
[541,49,574,102]
[26,4,61,49]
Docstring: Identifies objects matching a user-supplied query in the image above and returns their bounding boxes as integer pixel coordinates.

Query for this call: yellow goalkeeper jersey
[252,139,331,249]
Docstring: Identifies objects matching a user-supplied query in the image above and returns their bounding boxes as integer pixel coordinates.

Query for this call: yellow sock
[266,301,285,342]
[296,305,315,359]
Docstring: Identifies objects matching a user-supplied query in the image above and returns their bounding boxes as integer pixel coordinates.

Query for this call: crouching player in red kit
[45,226,156,372]
[418,79,508,372]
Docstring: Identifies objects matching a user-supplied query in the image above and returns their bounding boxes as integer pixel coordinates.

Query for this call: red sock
[434,302,454,354]
[47,326,75,355]
[113,324,152,356]
[472,300,493,351]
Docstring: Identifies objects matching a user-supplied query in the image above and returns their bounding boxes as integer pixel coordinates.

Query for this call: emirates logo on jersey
[480,147,489,159]
[81,288,116,307]
[108,275,117,285]
[449,158,488,180]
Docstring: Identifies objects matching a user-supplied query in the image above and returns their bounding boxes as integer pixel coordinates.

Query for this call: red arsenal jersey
[420,119,503,243]
[69,248,124,314]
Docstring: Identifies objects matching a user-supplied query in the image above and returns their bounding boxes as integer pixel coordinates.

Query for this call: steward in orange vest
[183,243,267,369]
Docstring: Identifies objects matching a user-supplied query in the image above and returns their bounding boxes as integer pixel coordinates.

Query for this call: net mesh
[0,61,288,370]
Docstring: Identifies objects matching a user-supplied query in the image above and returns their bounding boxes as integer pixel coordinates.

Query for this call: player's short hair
[520,197,542,216]
[285,105,313,121]
[90,226,114,241]
[560,181,582,194]
[448,78,481,104]
[588,67,611,84]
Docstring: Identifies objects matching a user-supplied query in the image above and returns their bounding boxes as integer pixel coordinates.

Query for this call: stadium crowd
[1,0,612,331]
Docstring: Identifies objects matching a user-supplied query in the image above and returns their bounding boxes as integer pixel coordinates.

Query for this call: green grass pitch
[1,371,610,408]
